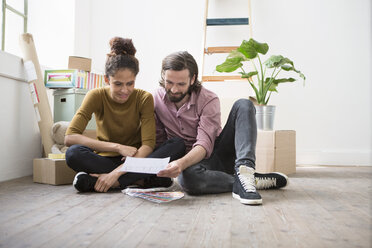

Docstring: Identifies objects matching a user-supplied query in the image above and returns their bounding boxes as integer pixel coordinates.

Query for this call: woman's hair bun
[109,37,136,56]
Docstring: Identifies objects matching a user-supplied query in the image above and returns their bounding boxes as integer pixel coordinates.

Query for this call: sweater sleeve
[65,89,98,135]
[139,92,156,149]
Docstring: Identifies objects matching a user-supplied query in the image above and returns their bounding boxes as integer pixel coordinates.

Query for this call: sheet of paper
[120,157,170,174]
[24,60,37,82]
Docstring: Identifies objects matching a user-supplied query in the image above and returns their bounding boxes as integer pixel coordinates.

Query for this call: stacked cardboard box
[255,130,296,175]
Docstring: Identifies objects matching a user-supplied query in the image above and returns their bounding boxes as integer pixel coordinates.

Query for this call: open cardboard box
[255,130,296,175]
[33,129,97,185]
[33,158,76,185]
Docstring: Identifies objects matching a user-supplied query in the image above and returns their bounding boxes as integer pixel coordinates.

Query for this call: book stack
[44,69,105,89]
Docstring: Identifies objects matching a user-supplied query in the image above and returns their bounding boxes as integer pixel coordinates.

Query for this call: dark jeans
[66,137,186,189]
[178,99,257,195]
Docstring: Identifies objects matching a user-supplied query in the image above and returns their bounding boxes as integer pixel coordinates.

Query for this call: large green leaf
[268,83,278,92]
[273,78,296,83]
[264,77,296,92]
[227,50,247,60]
[280,64,306,81]
[240,71,258,79]
[280,65,293,71]
[299,72,306,80]
[216,57,243,72]
[264,55,294,68]
[263,77,276,92]
[237,39,269,59]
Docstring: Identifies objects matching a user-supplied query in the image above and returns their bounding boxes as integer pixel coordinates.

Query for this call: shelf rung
[202,76,246,82]
[206,18,249,26]
[205,46,238,54]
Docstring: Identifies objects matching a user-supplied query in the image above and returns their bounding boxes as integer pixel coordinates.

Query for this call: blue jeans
[66,137,185,189]
[178,99,257,195]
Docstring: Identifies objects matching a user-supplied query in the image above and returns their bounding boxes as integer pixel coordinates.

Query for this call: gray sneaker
[232,166,262,205]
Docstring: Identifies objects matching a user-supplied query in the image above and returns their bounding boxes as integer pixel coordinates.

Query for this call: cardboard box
[44,69,104,89]
[68,56,92,72]
[255,130,296,175]
[33,158,76,185]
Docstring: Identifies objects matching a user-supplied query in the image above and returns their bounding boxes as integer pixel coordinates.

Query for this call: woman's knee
[65,145,88,170]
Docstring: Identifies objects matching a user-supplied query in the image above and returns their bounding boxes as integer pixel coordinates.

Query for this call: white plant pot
[255,105,276,130]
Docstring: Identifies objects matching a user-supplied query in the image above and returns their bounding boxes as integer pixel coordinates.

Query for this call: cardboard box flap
[68,56,92,72]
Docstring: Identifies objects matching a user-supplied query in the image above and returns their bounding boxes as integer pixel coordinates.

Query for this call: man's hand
[157,160,183,178]
[90,172,120,193]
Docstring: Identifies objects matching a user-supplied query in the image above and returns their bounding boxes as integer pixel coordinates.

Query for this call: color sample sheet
[125,191,184,203]
[119,157,170,174]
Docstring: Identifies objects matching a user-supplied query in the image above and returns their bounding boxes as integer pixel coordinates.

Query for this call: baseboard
[297,150,371,166]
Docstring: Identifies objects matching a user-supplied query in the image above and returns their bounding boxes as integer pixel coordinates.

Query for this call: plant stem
[257,55,264,95]
[262,67,277,103]
[258,55,268,104]
[274,68,282,79]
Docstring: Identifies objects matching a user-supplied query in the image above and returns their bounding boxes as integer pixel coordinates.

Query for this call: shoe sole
[271,172,289,187]
[232,192,263,205]
[281,172,289,187]
[73,172,87,186]
[73,172,88,192]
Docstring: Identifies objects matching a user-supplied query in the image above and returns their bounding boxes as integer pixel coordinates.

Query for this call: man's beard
[166,91,188,103]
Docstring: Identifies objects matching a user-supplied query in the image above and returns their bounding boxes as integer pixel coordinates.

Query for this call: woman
[65,37,185,193]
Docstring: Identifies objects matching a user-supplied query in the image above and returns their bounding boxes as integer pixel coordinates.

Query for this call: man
[155,51,288,205]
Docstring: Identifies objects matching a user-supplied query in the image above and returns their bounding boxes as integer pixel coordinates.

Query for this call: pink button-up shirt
[154,87,222,158]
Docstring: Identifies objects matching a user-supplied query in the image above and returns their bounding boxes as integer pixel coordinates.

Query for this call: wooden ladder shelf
[200,0,252,83]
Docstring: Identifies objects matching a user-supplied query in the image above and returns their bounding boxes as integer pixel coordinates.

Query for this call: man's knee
[178,165,206,195]
[233,98,255,113]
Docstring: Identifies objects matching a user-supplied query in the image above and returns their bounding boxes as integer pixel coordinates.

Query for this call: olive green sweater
[66,87,156,156]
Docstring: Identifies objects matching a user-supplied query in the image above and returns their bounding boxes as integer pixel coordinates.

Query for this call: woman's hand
[90,172,120,193]
[117,144,137,157]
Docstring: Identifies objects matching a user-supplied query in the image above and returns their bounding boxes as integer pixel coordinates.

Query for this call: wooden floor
[0,166,371,248]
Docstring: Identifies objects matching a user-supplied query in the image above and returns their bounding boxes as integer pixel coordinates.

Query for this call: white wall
[74,0,371,166]
[250,0,371,166]
[28,0,75,68]
[0,51,42,182]
[0,0,75,182]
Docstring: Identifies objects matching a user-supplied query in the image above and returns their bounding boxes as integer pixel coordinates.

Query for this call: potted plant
[216,38,306,130]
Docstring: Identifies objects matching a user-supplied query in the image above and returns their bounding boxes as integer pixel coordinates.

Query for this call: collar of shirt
[161,88,196,112]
